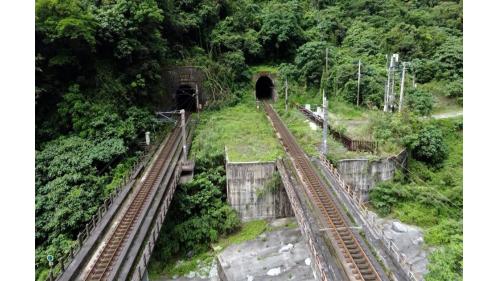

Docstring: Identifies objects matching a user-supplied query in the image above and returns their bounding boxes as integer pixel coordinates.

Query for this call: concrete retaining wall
[336,150,408,201]
[226,160,293,221]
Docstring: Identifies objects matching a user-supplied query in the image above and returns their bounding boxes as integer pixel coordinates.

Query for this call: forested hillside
[35,0,462,280]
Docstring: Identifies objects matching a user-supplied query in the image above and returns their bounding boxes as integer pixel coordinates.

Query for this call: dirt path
[431,110,463,119]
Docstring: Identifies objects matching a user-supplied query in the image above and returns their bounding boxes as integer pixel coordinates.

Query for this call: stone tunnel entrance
[176,85,197,112]
[256,76,274,100]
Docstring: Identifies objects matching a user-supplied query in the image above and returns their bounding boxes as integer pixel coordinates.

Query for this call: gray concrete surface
[218,225,315,281]
[152,218,315,281]
[366,212,429,280]
[226,161,293,221]
[336,150,407,201]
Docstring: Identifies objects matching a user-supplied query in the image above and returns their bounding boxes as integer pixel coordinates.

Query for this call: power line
[391,158,463,209]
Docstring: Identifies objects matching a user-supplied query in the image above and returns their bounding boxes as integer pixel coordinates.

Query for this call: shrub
[151,156,240,263]
[220,50,249,81]
[369,182,410,216]
[445,78,463,99]
[406,88,434,116]
[409,125,448,165]
[294,41,332,86]
[426,242,463,281]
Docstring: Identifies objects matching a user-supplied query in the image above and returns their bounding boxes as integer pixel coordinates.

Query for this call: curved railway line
[263,102,382,281]
[83,116,187,281]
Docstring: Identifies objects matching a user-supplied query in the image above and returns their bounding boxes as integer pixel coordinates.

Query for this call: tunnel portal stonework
[158,66,205,111]
[253,72,277,101]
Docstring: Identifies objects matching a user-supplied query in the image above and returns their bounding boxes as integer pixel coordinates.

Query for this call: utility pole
[285,78,289,111]
[180,109,187,162]
[384,55,390,112]
[195,84,199,113]
[385,54,398,112]
[322,89,328,156]
[325,48,329,75]
[357,59,361,107]
[399,62,407,112]
[390,61,396,111]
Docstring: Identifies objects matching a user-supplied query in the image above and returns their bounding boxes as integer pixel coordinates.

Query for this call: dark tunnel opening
[176,85,197,112]
[256,76,274,100]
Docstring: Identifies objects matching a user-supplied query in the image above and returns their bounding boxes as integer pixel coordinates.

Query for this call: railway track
[263,102,381,281]
[83,116,187,281]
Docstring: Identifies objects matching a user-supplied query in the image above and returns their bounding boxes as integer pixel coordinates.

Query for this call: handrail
[295,103,377,153]
[318,154,419,281]
[43,128,168,281]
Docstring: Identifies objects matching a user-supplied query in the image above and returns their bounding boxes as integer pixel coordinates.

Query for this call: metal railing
[296,104,377,153]
[318,154,418,281]
[43,129,168,281]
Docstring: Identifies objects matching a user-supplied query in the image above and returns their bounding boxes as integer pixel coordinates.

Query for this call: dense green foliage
[406,88,434,116]
[149,155,240,274]
[150,219,268,278]
[36,0,462,280]
[409,125,448,164]
[371,111,451,166]
[272,0,462,112]
[370,117,462,280]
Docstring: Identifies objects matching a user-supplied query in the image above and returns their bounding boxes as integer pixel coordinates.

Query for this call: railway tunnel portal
[254,73,276,101]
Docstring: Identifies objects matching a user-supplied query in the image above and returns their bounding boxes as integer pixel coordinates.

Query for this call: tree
[219,50,249,81]
[406,88,434,116]
[341,21,382,56]
[303,6,347,45]
[409,125,448,165]
[294,41,333,86]
[433,36,463,81]
[258,1,304,59]
[384,23,421,58]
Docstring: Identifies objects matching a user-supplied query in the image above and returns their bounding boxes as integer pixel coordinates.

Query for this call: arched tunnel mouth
[256,76,274,100]
[176,85,197,112]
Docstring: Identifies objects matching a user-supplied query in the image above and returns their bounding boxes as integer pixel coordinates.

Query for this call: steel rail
[83,116,187,281]
[263,102,381,281]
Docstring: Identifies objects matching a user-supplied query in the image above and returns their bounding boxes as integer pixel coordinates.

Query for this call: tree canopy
[36,1,462,280]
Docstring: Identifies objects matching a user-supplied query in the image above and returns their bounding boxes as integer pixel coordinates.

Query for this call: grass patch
[149,250,215,280]
[432,95,462,115]
[191,98,283,162]
[274,100,394,161]
[277,93,402,157]
[149,220,269,280]
[328,98,366,120]
[368,117,463,280]
[274,106,323,157]
[214,219,268,250]
[248,64,279,74]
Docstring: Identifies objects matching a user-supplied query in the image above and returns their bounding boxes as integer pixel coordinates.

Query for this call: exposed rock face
[367,211,430,280]
[217,225,315,281]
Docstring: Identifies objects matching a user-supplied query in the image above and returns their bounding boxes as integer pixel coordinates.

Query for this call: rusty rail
[318,154,417,281]
[264,102,382,281]
[277,159,335,281]
[44,128,168,281]
[82,116,187,281]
